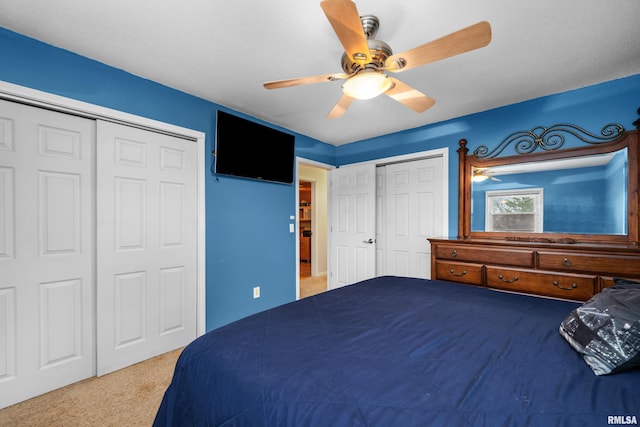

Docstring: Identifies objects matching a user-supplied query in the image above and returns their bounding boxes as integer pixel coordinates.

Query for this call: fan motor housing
[341,39,392,74]
[360,15,380,39]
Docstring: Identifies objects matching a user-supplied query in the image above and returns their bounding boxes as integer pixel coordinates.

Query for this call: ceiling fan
[473,167,501,182]
[263,0,492,119]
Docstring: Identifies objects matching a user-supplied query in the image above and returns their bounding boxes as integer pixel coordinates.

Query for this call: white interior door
[328,163,376,289]
[380,157,444,279]
[0,99,95,408]
[96,121,197,376]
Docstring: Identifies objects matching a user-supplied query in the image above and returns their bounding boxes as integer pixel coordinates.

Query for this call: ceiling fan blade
[385,21,492,72]
[264,73,349,90]
[320,0,372,65]
[385,78,435,113]
[327,94,354,119]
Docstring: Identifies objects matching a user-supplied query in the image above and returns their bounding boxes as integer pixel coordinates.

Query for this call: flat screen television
[214,110,295,184]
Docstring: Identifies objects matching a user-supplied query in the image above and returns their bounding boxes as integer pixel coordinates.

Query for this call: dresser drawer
[435,244,534,267]
[600,275,640,290]
[485,266,596,301]
[435,261,483,286]
[600,276,617,290]
[538,251,640,276]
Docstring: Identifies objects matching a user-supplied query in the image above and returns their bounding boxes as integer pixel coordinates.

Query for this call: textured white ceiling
[1,0,639,145]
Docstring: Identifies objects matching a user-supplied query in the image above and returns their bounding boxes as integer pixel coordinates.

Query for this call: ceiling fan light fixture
[472,174,489,182]
[342,71,393,100]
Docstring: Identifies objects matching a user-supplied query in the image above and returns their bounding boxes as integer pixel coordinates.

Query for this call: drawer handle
[553,280,578,290]
[562,258,572,267]
[498,274,518,283]
[451,250,457,257]
[449,269,466,277]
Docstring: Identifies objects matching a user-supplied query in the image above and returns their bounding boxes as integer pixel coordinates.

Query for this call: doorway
[297,161,330,299]
[299,180,313,276]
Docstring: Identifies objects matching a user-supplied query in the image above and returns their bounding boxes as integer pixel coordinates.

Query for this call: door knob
[363,238,374,244]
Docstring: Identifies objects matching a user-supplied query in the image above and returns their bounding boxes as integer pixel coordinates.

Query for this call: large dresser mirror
[458,124,639,245]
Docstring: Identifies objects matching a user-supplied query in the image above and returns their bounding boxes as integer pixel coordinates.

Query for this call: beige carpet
[300,273,327,298]
[0,347,182,427]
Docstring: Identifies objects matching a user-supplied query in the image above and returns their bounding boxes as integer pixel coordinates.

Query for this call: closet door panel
[96,121,197,376]
[383,157,443,279]
[0,99,95,409]
[328,164,376,289]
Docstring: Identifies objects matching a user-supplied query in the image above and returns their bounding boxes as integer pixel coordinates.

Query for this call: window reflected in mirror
[485,189,543,232]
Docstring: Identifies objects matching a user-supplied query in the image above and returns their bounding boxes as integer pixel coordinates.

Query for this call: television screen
[215,111,295,184]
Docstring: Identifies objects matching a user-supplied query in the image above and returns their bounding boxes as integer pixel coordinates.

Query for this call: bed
[153,276,640,426]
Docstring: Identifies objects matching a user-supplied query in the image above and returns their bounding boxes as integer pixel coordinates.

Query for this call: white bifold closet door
[96,121,197,376]
[377,156,444,279]
[0,99,198,409]
[0,99,96,408]
[328,163,377,290]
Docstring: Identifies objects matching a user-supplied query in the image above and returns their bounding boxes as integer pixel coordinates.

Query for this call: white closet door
[0,99,95,409]
[328,163,376,289]
[96,121,197,376]
[382,157,444,278]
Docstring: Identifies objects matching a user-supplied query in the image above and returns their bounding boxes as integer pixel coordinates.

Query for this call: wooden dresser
[430,238,640,301]
[437,123,640,301]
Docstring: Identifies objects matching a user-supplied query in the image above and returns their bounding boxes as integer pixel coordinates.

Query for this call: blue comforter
[154,277,640,426]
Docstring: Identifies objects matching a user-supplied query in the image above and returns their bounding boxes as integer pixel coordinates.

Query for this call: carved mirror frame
[458,123,639,245]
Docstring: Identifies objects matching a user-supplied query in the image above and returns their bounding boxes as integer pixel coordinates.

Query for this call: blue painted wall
[0,27,334,331]
[2,26,639,330]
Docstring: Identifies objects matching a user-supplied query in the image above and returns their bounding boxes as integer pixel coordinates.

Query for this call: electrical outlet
[253,286,260,299]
